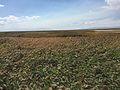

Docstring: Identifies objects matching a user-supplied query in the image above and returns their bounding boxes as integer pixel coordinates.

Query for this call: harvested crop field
[0,30,120,90]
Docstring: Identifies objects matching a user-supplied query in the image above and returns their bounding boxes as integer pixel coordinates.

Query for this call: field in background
[0,29,120,90]
[0,28,120,37]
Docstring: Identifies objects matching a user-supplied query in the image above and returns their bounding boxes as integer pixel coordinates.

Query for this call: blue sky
[0,0,120,31]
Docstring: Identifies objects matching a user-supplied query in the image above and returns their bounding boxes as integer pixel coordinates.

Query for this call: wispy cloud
[103,0,120,10]
[0,4,4,7]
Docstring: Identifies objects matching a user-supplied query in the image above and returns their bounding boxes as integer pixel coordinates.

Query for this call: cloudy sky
[0,0,120,31]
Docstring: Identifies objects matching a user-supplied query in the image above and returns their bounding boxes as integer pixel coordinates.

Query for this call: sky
[0,0,120,31]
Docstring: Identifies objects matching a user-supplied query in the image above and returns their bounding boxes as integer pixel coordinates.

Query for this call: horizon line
[0,28,120,33]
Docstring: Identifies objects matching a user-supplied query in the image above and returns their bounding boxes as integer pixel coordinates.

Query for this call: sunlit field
[0,29,120,90]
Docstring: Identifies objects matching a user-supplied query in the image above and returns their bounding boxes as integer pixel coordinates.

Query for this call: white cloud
[0,4,4,7]
[20,16,41,21]
[104,0,120,10]
[0,14,90,30]
[0,14,119,31]
[0,15,19,26]
[1,15,18,22]
[0,15,43,30]
[0,21,5,25]
[0,15,41,25]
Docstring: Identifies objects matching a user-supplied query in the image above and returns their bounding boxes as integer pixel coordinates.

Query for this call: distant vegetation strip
[0,29,120,38]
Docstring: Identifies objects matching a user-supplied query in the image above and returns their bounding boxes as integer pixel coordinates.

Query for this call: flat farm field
[0,30,120,90]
